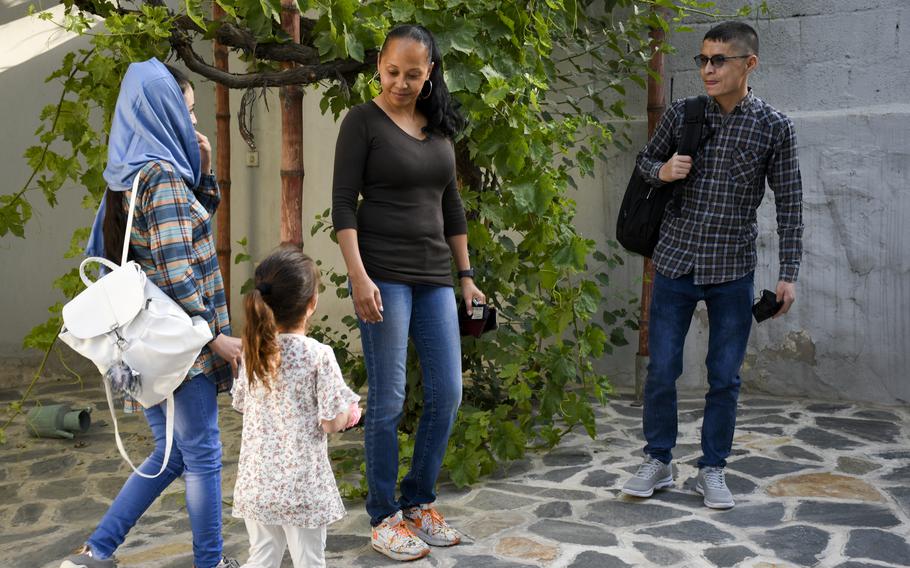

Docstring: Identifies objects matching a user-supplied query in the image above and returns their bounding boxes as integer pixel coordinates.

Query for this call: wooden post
[634,14,667,403]
[213,3,232,301]
[280,0,304,249]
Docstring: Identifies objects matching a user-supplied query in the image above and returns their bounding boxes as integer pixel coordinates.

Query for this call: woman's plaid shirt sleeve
[142,168,217,330]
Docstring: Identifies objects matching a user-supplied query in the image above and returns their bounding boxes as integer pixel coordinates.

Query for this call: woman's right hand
[350,275,383,324]
[210,333,242,377]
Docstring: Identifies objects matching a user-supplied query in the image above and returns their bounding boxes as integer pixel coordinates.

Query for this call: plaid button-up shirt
[121,161,232,412]
[636,90,803,285]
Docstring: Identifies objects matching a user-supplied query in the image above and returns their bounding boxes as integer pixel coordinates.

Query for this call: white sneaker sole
[404,520,461,547]
[695,483,735,509]
[371,542,431,562]
[60,561,111,568]
[621,474,674,497]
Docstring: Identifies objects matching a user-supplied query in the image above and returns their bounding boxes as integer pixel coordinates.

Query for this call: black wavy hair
[380,25,465,138]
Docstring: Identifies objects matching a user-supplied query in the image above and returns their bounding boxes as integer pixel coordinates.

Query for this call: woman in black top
[332,25,484,562]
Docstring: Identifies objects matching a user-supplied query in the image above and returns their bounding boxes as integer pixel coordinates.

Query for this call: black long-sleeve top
[331,101,468,287]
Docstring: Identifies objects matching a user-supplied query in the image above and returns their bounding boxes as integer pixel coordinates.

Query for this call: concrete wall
[587,0,910,404]
[0,3,107,382]
[225,76,352,334]
[1,1,908,404]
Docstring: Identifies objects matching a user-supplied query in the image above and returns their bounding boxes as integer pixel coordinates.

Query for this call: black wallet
[458,300,497,338]
[752,289,783,323]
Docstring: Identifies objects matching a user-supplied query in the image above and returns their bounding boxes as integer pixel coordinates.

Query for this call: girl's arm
[316,345,361,433]
[231,365,247,413]
[320,401,360,433]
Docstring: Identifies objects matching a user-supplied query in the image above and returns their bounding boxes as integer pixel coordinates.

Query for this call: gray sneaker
[214,558,240,568]
[60,545,116,568]
[622,456,674,497]
[696,466,735,509]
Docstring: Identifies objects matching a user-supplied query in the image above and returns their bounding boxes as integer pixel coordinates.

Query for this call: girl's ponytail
[240,247,320,390]
[242,285,280,390]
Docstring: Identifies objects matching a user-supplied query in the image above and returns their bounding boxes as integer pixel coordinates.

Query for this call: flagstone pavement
[1,377,908,568]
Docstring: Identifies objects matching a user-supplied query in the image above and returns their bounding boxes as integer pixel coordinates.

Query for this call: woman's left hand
[460,278,486,316]
[196,131,212,173]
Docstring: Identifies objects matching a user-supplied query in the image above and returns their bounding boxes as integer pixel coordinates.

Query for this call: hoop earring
[419,79,433,100]
[371,72,381,92]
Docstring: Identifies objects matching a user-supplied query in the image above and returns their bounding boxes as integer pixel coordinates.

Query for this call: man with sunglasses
[621,21,803,509]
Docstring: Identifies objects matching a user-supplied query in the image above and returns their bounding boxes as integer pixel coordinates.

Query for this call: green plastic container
[25,404,91,439]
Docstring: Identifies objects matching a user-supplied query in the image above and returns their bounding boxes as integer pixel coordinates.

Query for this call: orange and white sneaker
[402,504,462,547]
[371,511,431,561]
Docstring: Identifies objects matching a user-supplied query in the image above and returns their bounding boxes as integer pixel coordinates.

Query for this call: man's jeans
[643,271,753,469]
[88,375,224,568]
[359,280,462,526]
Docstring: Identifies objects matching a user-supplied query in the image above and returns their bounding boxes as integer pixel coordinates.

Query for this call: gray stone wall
[583,1,910,404]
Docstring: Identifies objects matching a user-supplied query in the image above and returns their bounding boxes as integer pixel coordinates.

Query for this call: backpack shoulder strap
[677,95,708,157]
[120,173,142,266]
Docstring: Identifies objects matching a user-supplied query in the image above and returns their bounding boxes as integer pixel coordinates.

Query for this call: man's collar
[707,88,759,114]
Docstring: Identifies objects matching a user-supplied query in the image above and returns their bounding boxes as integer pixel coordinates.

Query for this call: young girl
[231,248,361,568]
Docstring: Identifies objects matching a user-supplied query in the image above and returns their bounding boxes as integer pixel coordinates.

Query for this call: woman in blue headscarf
[60,59,240,568]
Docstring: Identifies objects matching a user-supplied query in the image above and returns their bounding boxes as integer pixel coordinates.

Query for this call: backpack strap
[120,172,142,266]
[677,95,708,157]
[103,378,175,479]
[669,96,708,208]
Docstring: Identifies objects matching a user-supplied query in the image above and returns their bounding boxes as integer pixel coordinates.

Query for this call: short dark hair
[704,21,759,55]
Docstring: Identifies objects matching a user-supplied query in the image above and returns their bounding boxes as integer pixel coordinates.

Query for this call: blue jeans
[359,280,462,526]
[643,271,753,468]
[88,375,224,568]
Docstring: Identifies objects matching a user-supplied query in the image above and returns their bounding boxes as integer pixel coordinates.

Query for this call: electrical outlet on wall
[246,151,259,167]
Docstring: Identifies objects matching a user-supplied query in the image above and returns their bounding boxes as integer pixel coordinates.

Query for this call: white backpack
[59,173,213,477]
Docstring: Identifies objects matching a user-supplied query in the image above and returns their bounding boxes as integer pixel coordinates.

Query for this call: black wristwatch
[457,268,475,279]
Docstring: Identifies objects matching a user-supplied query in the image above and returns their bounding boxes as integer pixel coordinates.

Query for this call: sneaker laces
[703,467,726,489]
[424,506,459,537]
[390,517,419,542]
[425,507,448,528]
[635,457,664,478]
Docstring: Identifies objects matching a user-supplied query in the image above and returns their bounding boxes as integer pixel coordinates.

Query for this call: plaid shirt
[121,161,232,411]
[637,90,803,285]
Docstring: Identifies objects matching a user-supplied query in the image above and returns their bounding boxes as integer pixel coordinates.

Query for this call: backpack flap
[62,261,147,339]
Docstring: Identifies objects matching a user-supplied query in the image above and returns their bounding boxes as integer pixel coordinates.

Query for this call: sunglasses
[693,54,752,69]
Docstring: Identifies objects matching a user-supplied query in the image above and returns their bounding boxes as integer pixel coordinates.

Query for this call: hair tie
[256,282,273,296]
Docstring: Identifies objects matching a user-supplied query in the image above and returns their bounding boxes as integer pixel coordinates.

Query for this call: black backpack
[616,96,708,257]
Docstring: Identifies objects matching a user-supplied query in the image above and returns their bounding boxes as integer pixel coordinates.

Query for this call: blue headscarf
[85,58,200,259]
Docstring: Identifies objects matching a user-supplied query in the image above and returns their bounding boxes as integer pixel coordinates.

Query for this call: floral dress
[231,334,360,527]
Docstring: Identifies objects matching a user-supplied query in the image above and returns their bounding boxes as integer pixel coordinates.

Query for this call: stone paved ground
[1,377,909,568]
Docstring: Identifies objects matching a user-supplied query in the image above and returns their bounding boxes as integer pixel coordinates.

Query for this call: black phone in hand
[752,289,783,323]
